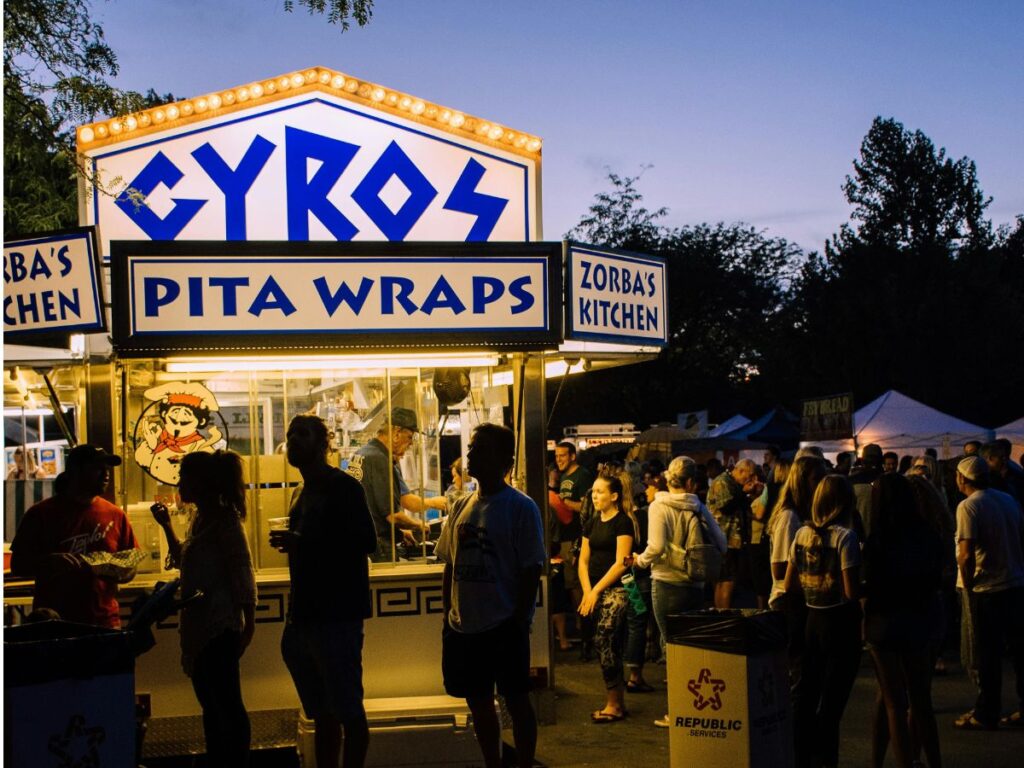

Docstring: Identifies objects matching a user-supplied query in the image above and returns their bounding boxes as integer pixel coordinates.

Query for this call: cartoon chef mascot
[135,382,223,486]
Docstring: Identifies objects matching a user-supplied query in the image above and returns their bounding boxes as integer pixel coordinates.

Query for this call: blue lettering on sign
[285,127,361,241]
[352,141,437,242]
[137,271,543,324]
[115,152,207,239]
[444,158,508,241]
[192,135,276,241]
[111,128,514,242]
[578,258,659,299]
[313,276,374,316]
[4,245,73,284]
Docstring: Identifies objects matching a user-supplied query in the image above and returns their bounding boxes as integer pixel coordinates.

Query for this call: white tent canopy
[801,390,993,459]
[997,416,1024,464]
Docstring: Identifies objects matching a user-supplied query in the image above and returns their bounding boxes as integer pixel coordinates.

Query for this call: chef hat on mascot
[143,382,219,414]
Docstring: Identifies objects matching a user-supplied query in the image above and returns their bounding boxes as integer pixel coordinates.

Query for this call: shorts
[442,618,532,699]
[282,619,365,721]
[718,548,742,582]
[558,540,581,592]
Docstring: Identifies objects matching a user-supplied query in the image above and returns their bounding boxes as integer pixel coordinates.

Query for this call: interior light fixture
[164,354,500,374]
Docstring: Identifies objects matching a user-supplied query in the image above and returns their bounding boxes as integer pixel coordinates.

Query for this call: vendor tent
[708,414,751,437]
[802,390,992,459]
[997,416,1024,464]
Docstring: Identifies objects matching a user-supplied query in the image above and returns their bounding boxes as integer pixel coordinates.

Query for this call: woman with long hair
[578,472,638,722]
[152,449,257,767]
[785,474,862,768]
[864,473,946,768]
[768,457,828,608]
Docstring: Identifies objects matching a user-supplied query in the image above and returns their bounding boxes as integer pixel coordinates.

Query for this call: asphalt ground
[147,645,1023,767]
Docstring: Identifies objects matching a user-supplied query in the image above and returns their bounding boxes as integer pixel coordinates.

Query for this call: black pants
[192,630,251,768]
[974,587,1024,724]
[795,601,862,768]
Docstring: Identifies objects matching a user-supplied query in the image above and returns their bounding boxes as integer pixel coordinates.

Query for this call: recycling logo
[687,668,726,711]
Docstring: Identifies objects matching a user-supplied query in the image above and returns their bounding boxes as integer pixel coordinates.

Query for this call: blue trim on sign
[128,255,550,335]
[89,96,534,244]
[4,230,105,332]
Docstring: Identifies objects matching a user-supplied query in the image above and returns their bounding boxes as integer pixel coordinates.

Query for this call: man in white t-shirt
[435,423,546,768]
[954,456,1024,730]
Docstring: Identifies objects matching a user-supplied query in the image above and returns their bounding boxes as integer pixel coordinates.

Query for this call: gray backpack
[665,506,723,583]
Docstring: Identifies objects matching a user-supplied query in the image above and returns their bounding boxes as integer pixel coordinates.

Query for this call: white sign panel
[85,93,538,255]
[127,255,548,335]
[567,244,668,346]
[4,229,105,336]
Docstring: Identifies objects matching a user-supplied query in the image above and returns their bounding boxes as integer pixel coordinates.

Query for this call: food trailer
[4,66,667,762]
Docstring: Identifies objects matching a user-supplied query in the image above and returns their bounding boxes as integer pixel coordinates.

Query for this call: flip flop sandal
[626,681,655,693]
[1000,711,1024,728]
[953,711,997,730]
[591,709,627,723]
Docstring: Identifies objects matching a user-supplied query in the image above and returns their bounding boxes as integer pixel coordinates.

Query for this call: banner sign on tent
[800,392,853,442]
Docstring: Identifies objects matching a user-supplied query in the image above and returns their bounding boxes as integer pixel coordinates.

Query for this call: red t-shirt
[11,496,138,628]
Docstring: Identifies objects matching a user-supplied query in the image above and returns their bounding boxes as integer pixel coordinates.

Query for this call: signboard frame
[3,226,106,347]
[564,241,668,347]
[799,392,854,442]
[110,240,563,356]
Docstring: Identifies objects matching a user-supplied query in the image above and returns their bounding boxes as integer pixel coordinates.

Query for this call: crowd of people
[8,427,1024,768]
[547,438,1024,768]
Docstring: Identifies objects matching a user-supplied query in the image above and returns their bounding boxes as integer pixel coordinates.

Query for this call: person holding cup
[270,415,377,768]
[151,449,256,767]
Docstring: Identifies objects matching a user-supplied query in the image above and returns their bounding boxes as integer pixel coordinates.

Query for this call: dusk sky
[94,0,1023,252]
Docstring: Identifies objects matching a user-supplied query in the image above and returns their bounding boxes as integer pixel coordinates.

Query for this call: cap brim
[103,455,123,466]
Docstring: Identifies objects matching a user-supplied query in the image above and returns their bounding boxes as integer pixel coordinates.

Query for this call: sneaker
[654,715,671,728]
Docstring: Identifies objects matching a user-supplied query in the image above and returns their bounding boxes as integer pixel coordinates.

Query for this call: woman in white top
[631,456,727,728]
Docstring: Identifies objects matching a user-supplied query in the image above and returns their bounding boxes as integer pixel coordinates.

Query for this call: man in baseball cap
[953,454,1024,729]
[10,444,138,628]
[346,407,446,561]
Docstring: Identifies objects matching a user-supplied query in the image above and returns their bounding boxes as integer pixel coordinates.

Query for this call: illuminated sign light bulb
[438,109,452,124]
[251,83,264,98]
[371,87,385,102]
[166,105,180,120]
[476,122,490,136]
[222,91,236,105]
[331,75,345,89]
[291,74,305,88]
[80,127,95,143]
[139,113,151,127]
[385,92,399,106]
[96,124,108,137]
[398,96,412,110]
[450,113,465,128]
[194,98,208,113]
[278,77,291,90]
[125,116,138,130]
[263,81,276,94]
[515,135,528,148]
[209,94,222,109]
[236,87,249,102]
[424,105,437,119]
[319,71,331,84]
[305,69,317,83]
[345,79,359,92]
[488,126,503,140]
[109,120,122,134]
[179,102,193,116]
[152,110,165,124]
[527,138,542,152]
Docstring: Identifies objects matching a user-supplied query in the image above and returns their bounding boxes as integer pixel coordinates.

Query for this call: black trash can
[665,608,792,768]
[4,620,135,767]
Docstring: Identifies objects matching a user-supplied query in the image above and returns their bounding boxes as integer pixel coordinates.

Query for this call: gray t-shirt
[346,438,410,538]
[434,485,546,634]
[956,488,1024,593]
[768,507,802,606]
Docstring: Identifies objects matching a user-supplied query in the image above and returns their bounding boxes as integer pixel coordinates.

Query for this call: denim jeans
[651,579,703,655]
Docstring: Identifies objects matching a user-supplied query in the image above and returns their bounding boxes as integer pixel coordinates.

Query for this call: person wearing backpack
[784,474,862,768]
[630,455,727,728]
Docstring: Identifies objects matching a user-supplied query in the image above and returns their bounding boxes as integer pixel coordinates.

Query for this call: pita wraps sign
[79,68,540,255]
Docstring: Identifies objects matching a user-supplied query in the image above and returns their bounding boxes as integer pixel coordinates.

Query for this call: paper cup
[268,517,290,531]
